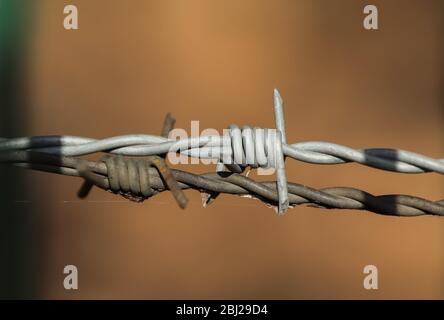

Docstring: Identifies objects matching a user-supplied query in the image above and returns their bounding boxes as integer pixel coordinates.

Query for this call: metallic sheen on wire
[1,135,443,174]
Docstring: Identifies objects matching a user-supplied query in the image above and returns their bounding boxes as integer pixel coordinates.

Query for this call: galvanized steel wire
[2,136,443,174]
[0,89,442,216]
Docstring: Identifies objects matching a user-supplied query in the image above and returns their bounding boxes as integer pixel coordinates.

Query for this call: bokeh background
[0,0,443,299]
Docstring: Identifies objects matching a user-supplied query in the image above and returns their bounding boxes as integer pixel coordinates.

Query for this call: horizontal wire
[2,90,440,217]
[2,150,443,216]
[0,134,443,174]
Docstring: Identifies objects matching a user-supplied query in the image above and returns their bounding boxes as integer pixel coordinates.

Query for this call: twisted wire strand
[1,150,443,216]
[0,89,442,216]
[0,88,442,176]
[0,90,292,213]
[1,135,443,174]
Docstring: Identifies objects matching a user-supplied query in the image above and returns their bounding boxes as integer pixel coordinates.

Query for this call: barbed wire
[0,89,442,216]
[1,150,443,216]
[1,135,443,174]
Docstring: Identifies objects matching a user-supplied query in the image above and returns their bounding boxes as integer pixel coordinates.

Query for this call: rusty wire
[0,89,442,216]
[1,150,443,216]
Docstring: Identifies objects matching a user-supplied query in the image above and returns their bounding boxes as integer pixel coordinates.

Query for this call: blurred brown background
[3,0,444,298]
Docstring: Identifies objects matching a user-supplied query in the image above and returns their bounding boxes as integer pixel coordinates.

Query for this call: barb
[213,89,289,213]
[77,113,188,208]
[0,89,442,216]
[1,150,443,216]
[151,112,188,208]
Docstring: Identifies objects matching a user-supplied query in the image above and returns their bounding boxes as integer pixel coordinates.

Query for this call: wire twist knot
[104,156,155,198]
[212,89,289,214]
[78,156,157,202]
[217,126,282,171]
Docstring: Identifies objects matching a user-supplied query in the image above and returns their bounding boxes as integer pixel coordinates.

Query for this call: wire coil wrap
[2,150,443,216]
[217,126,283,170]
[77,156,156,201]
[0,89,442,216]
[211,89,289,213]
[104,156,154,197]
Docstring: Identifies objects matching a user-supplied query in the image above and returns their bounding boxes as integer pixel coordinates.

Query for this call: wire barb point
[1,90,442,217]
